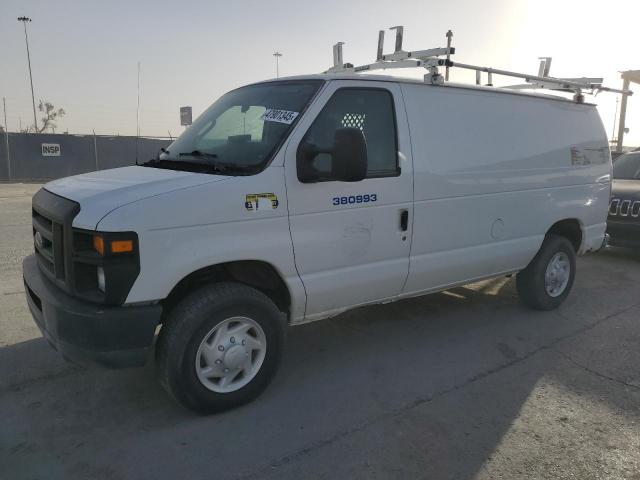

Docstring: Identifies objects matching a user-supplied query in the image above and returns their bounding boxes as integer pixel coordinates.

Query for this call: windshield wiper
[179,150,218,159]
[142,150,257,175]
[137,147,170,166]
[142,157,226,172]
[177,151,232,174]
[178,151,259,174]
[142,157,253,175]
[141,158,203,168]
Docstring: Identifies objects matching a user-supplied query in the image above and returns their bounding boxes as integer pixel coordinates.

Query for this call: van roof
[252,73,594,106]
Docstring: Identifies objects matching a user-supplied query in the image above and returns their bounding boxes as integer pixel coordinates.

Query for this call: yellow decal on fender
[245,193,279,211]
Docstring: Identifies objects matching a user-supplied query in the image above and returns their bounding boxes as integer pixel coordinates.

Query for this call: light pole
[18,16,38,132]
[3,97,10,179]
[136,61,141,163]
[273,52,283,78]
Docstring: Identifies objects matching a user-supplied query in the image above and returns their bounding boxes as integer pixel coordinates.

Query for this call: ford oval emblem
[34,231,43,250]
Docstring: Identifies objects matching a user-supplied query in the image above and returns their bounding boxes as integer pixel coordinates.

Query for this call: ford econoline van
[23,72,611,412]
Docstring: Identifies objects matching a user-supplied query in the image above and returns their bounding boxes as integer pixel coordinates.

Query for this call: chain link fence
[0,133,171,181]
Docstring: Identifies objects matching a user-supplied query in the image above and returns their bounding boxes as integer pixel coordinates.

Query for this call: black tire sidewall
[162,283,284,413]
[517,235,576,310]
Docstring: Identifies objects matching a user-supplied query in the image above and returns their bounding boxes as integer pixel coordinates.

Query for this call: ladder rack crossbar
[380,47,453,62]
[451,62,632,95]
[352,58,446,73]
[322,27,633,101]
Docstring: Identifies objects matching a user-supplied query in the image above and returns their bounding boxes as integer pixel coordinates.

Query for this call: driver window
[302,88,399,178]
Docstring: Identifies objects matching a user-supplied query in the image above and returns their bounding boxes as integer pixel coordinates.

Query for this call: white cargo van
[23,37,617,412]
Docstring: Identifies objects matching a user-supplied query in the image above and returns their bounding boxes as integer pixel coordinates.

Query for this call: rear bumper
[581,222,608,253]
[23,254,162,368]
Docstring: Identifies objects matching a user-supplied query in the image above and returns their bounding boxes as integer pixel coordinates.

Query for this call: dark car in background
[607,151,640,249]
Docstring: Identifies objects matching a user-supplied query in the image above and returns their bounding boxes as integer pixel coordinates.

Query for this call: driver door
[284,81,414,320]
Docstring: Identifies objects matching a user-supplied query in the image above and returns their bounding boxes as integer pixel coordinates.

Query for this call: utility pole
[273,52,283,78]
[17,17,38,132]
[611,96,619,143]
[135,61,141,164]
[92,129,99,171]
[3,97,10,179]
[136,61,141,138]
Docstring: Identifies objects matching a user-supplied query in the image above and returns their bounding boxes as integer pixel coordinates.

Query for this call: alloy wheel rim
[195,316,266,393]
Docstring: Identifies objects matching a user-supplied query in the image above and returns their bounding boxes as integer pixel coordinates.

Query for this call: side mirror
[297,127,368,183]
[332,128,368,182]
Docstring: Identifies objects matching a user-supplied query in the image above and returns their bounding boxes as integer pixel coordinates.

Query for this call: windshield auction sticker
[262,109,299,125]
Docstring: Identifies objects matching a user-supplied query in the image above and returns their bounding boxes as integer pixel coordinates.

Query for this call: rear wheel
[156,282,285,414]
[516,234,576,310]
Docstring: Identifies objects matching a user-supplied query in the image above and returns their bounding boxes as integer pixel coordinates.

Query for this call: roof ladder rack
[325,26,453,85]
[323,27,633,103]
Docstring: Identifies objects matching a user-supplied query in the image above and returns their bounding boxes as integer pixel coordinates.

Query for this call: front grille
[31,188,80,293]
[609,198,640,219]
[33,210,55,273]
[33,209,66,281]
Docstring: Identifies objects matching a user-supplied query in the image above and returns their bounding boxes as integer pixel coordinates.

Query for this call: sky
[0,0,638,146]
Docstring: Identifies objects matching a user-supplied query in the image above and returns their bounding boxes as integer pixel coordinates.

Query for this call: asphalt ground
[1,182,639,480]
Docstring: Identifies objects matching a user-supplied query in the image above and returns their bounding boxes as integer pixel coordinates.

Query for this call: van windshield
[145,80,322,175]
[613,152,640,180]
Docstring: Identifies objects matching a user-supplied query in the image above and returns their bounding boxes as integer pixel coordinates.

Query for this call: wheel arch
[546,218,583,252]
[162,260,292,320]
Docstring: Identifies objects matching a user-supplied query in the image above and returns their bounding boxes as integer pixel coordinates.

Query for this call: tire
[156,282,285,414]
[516,234,576,311]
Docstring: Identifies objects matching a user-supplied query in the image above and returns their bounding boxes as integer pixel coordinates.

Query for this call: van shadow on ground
[1,250,639,480]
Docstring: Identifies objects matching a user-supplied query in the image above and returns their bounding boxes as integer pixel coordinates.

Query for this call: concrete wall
[0,133,171,181]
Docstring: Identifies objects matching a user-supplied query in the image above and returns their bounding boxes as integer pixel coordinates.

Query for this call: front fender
[96,166,306,322]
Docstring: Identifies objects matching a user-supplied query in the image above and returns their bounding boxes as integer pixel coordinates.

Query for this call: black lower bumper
[606,221,640,249]
[23,254,162,368]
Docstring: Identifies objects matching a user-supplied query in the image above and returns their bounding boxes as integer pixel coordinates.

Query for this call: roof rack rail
[324,27,633,103]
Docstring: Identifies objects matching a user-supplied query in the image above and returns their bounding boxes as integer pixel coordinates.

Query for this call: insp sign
[41,143,61,157]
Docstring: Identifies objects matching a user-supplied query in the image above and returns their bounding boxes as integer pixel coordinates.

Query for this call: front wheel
[516,234,576,310]
[156,282,285,414]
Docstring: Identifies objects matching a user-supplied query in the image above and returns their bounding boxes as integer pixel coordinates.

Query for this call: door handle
[400,209,409,231]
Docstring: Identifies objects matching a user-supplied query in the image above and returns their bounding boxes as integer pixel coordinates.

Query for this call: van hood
[44,166,233,230]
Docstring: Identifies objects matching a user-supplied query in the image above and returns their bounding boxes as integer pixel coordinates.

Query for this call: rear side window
[613,153,640,180]
[302,88,399,178]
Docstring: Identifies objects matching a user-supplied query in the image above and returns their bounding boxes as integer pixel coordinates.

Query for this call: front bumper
[606,220,640,249]
[23,254,162,368]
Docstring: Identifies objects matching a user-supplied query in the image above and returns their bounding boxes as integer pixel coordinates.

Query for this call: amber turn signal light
[93,235,105,255]
[111,240,134,253]
[93,235,134,255]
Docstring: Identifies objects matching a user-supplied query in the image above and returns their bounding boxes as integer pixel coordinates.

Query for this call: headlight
[97,266,106,292]
[72,229,140,305]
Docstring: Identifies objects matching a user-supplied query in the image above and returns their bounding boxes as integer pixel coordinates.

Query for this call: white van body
[24,73,611,411]
[42,74,610,324]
